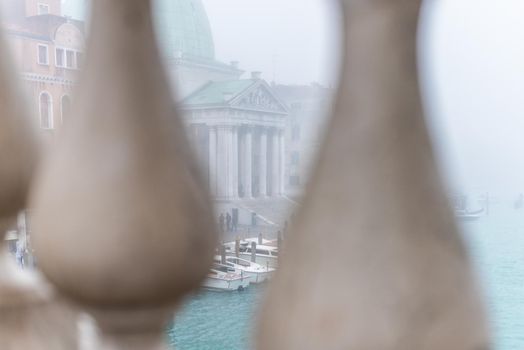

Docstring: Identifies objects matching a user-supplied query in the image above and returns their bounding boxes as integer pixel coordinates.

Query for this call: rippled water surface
[168,285,264,350]
[463,202,524,349]
[168,201,524,350]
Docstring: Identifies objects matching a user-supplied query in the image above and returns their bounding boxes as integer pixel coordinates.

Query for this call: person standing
[15,240,24,269]
[219,213,225,233]
[226,212,232,232]
[232,213,238,232]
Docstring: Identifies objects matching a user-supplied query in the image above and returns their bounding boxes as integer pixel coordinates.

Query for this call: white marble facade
[189,123,286,200]
[182,79,288,201]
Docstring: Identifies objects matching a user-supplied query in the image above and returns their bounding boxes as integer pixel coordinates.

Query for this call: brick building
[1,0,85,264]
[2,0,85,134]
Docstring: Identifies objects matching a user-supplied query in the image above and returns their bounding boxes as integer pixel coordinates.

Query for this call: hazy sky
[420,0,524,196]
[202,0,341,86]
[33,1,524,196]
[197,0,524,197]
[59,0,341,85]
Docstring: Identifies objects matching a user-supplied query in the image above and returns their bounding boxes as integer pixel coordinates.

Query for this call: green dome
[62,0,215,61]
[154,0,215,60]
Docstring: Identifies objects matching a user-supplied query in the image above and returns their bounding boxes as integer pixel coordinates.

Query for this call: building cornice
[20,72,77,86]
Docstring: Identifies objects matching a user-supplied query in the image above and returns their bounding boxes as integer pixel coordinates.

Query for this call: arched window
[61,95,71,123]
[39,92,53,129]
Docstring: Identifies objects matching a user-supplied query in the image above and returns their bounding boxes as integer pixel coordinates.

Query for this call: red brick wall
[24,0,61,17]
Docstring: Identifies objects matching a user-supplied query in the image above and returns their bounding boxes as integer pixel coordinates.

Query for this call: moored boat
[214,255,275,284]
[238,244,278,269]
[224,239,279,269]
[202,263,251,291]
[455,207,485,221]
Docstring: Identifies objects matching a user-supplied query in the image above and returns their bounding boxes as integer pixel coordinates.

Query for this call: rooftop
[182,79,258,106]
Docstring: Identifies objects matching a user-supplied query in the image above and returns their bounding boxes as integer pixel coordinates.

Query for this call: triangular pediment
[230,82,288,114]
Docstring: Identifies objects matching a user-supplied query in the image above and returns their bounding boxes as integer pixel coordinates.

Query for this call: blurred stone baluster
[0,20,78,350]
[30,0,217,349]
[257,1,490,350]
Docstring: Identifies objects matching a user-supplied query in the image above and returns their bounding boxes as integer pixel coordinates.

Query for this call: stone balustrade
[0,0,489,349]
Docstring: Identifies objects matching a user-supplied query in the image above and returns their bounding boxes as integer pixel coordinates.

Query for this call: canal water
[168,285,264,350]
[168,200,524,350]
[463,200,524,350]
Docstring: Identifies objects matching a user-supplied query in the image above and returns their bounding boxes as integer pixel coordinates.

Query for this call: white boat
[451,193,487,221]
[455,207,484,221]
[202,263,251,292]
[214,256,275,284]
[237,237,278,247]
[227,244,278,270]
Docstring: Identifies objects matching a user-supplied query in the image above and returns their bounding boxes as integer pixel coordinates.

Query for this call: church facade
[152,0,289,203]
[61,0,290,205]
[2,0,292,229]
[182,76,288,201]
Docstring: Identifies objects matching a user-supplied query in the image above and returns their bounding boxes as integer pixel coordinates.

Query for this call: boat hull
[202,276,250,291]
[244,270,273,284]
[237,253,278,269]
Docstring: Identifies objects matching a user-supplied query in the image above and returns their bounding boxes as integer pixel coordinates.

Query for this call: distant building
[181,74,288,201]
[59,0,288,203]
[154,0,244,99]
[2,0,85,134]
[0,0,85,260]
[273,83,334,198]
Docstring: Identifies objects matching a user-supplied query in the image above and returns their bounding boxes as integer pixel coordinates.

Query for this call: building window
[291,151,300,165]
[61,95,71,123]
[290,175,300,186]
[56,48,64,67]
[39,92,53,129]
[292,125,301,141]
[57,49,83,69]
[76,52,83,68]
[37,44,49,65]
[66,50,75,68]
[37,3,50,15]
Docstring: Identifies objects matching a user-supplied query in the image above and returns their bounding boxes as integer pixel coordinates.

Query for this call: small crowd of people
[219,212,238,232]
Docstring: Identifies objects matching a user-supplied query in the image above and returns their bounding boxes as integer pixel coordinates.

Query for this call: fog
[15,0,524,198]
[202,0,342,86]
[421,0,524,199]
[204,0,524,198]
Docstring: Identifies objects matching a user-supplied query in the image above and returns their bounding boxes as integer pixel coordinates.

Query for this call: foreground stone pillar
[30,0,217,349]
[0,13,78,349]
[257,1,490,349]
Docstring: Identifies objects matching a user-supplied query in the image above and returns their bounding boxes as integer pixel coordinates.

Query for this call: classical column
[243,127,253,198]
[238,129,244,196]
[216,126,228,199]
[279,129,285,195]
[271,129,280,196]
[208,126,217,197]
[225,126,239,199]
[259,128,268,197]
[231,126,239,198]
[225,126,233,198]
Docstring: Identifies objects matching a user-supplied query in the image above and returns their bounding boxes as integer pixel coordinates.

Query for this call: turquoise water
[169,202,524,350]
[462,202,524,350]
[168,286,264,350]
